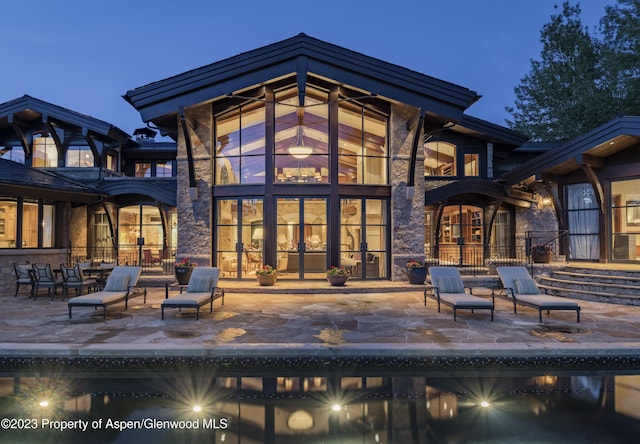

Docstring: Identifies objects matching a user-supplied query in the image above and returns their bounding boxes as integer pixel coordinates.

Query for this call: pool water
[1,369,639,443]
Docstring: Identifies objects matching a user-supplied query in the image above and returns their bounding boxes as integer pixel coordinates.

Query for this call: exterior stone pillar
[390,104,425,280]
[176,105,213,266]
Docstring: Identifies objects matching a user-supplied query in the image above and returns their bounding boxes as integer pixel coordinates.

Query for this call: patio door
[276,197,327,279]
[439,204,483,266]
[216,198,264,279]
[340,198,387,279]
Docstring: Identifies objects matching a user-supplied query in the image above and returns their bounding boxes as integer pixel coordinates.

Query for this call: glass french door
[276,197,327,279]
[439,205,484,266]
[216,199,264,279]
[340,198,387,279]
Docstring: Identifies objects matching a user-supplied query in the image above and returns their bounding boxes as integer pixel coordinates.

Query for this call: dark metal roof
[0,158,103,203]
[98,178,177,207]
[456,114,529,147]
[0,95,130,143]
[124,33,481,125]
[425,178,533,207]
[503,115,640,185]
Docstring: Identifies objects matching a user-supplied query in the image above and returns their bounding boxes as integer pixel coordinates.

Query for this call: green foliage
[507,1,640,142]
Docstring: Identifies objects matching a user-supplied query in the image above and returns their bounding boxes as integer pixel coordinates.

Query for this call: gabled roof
[0,158,103,203]
[124,33,481,126]
[503,115,640,185]
[455,114,529,147]
[0,95,130,143]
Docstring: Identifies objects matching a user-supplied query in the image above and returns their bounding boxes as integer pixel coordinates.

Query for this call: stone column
[176,105,213,266]
[390,104,425,280]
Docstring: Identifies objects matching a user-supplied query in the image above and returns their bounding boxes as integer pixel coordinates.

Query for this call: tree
[599,0,640,116]
[507,2,610,141]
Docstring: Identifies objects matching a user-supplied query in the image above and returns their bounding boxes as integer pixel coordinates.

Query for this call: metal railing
[68,245,174,274]
[424,245,528,276]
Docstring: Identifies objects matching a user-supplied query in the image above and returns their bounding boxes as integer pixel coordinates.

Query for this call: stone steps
[537,266,640,306]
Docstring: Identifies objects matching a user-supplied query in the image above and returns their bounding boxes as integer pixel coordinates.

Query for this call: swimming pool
[1,357,639,443]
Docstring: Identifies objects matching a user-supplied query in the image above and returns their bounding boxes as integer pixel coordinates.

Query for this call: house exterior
[123,33,531,281]
[2,34,637,292]
[504,116,640,263]
[0,96,177,294]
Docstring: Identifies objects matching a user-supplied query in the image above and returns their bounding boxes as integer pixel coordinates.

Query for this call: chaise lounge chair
[496,266,580,322]
[161,267,225,320]
[68,266,146,319]
[427,266,494,321]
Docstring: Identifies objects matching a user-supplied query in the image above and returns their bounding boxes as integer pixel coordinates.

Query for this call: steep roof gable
[124,33,481,124]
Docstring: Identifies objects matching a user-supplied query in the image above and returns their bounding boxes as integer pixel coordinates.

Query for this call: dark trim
[125,34,479,124]
[178,107,197,188]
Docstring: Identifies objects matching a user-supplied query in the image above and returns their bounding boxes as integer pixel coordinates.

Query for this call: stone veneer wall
[175,105,214,267]
[515,189,560,255]
[390,104,425,280]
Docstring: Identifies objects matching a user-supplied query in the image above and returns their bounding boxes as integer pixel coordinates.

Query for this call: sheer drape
[567,184,599,260]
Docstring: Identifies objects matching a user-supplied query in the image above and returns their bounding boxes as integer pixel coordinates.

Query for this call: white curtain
[567,184,599,260]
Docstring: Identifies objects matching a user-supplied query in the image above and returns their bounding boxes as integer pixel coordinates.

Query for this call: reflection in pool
[1,370,639,443]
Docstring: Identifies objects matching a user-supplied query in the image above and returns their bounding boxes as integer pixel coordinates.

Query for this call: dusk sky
[2,0,612,136]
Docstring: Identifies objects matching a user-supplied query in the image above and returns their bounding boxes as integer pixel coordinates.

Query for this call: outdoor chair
[67,266,146,319]
[60,263,97,300]
[496,266,581,322]
[427,266,494,321]
[13,261,33,297]
[162,267,224,320]
[31,263,64,300]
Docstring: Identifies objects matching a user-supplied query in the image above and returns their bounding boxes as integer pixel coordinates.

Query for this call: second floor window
[425,141,456,176]
[66,145,94,167]
[33,136,57,167]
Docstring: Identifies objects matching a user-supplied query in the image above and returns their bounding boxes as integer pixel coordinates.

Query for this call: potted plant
[531,244,553,263]
[256,264,277,286]
[406,259,427,284]
[326,266,350,286]
[174,258,196,285]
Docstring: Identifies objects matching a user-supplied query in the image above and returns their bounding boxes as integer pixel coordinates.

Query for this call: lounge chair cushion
[162,292,212,307]
[439,293,493,307]
[104,274,130,292]
[436,276,465,294]
[514,277,540,295]
[517,294,579,308]
[187,276,212,293]
[68,291,127,305]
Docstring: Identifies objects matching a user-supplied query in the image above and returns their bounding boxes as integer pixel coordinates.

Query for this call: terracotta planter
[406,267,427,285]
[532,248,553,263]
[174,266,194,285]
[257,274,277,286]
[327,275,349,286]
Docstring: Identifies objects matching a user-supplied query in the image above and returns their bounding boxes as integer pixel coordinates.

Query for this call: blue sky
[2,0,611,135]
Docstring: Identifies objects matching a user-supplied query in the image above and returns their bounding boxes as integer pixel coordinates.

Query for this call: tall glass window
[215,102,266,184]
[0,200,17,248]
[424,141,456,176]
[338,103,387,184]
[567,183,599,260]
[42,204,54,248]
[274,86,329,183]
[33,136,57,167]
[156,161,173,177]
[135,162,151,177]
[22,202,38,247]
[612,178,640,261]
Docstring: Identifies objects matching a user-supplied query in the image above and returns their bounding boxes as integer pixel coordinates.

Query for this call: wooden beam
[407,112,425,187]
[579,153,605,168]
[82,129,101,167]
[179,106,197,189]
[581,165,606,215]
[7,114,31,159]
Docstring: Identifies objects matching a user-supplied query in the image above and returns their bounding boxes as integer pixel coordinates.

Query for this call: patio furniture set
[424,266,581,322]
